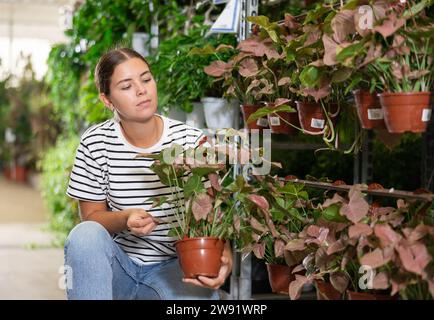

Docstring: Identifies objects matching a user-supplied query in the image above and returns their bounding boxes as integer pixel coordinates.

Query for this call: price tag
[311,118,325,129]
[422,109,432,122]
[256,117,268,127]
[367,108,384,120]
[269,117,280,126]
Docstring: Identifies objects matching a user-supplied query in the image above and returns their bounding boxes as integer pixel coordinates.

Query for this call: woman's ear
[99,93,112,110]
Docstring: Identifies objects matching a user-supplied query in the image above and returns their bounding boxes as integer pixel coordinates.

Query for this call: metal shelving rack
[220,0,434,300]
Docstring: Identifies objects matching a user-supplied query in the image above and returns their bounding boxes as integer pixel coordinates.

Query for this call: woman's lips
[136,100,151,108]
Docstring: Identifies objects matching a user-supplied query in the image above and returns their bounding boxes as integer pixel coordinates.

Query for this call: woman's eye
[142,78,151,83]
[121,86,131,90]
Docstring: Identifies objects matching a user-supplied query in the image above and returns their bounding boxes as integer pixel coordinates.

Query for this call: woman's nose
[136,82,147,96]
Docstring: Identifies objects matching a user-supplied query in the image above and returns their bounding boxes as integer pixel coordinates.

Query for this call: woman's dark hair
[94,47,150,95]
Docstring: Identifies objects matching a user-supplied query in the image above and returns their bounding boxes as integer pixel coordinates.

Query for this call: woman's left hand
[182,242,233,290]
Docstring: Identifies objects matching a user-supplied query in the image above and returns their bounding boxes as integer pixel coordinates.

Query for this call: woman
[64,47,232,300]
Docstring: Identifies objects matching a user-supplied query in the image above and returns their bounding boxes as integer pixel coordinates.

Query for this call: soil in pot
[175,237,225,278]
[241,104,269,130]
[378,92,433,133]
[346,290,397,300]
[353,90,386,129]
[266,263,295,294]
[315,280,343,300]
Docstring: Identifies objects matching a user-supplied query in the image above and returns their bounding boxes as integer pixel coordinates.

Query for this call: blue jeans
[64,221,220,300]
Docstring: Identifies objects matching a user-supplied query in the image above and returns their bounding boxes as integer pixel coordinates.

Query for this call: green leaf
[247,16,271,29]
[332,68,352,83]
[188,45,215,56]
[300,66,320,87]
[184,175,205,198]
[336,42,364,64]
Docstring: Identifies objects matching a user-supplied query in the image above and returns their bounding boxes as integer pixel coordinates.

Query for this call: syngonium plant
[285,184,434,300]
[135,129,276,241]
[235,175,315,265]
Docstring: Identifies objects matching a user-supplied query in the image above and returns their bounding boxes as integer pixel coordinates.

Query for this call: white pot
[186,102,206,129]
[201,97,238,130]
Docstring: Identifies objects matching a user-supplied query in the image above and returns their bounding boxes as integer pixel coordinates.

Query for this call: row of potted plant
[197,0,434,153]
[141,130,433,299]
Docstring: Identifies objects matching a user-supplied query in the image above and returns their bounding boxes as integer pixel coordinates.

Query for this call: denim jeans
[64,221,220,300]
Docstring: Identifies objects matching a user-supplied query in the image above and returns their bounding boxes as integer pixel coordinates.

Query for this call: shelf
[283,178,434,202]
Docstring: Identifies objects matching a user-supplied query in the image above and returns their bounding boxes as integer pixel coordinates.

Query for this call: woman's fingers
[183,255,231,289]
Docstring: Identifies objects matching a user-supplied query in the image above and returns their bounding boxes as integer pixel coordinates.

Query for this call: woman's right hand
[125,209,158,236]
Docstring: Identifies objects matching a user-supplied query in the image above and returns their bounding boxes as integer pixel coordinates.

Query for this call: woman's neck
[119,115,163,149]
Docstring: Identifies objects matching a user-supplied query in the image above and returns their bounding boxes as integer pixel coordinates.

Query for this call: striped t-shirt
[66,115,207,265]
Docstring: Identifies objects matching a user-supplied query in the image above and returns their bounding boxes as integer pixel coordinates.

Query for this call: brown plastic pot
[241,104,269,130]
[266,263,295,294]
[353,90,386,129]
[296,102,338,133]
[346,290,397,300]
[3,166,27,183]
[267,104,299,135]
[175,237,225,279]
[378,92,433,133]
[315,280,342,300]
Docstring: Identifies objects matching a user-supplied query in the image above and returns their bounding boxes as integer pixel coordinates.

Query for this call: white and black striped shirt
[66,115,207,265]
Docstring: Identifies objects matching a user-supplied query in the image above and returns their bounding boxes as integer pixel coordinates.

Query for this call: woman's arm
[79,200,157,236]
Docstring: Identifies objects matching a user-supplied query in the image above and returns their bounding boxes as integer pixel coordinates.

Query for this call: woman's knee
[65,221,112,255]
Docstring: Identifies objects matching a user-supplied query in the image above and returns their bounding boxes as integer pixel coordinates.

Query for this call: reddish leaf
[330,271,349,293]
[326,238,347,255]
[289,275,309,300]
[273,98,291,107]
[247,194,270,211]
[322,193,347,208]
[360,248,391,269]
[208,172,222,191]
[285,239,306,252]
[292,264,305,274]
[278,77,291,86]
[374,14,405,38]
[239,58,259,77]
[233,215,240,233]
[191,193,213,221]
[204,60,233,77]
[373,272,389,290]
[331,10,356,43]
[340,186,369,223]
[396,243,432,277]
[322,35,338,66]
[274,239,285,258]
[374,224,402,247]
[349,223,373,239]
[252,242,266,259]
[250,216,267,233]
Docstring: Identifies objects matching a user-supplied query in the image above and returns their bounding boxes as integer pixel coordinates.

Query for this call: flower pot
[296,102,330,133]
[201,97,238,129]
[378,92,433,133]
[315,280,342,300]
[186,102,206,129]
[3,166,27,183]
[266,263,295,294]
[267,103,299,135]
[346,290,397,300]
[353,90,386,129]
[175,237,225,278]
[241,104,269,130]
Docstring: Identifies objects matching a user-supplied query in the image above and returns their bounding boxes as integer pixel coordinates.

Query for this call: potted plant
[151,20,237,128]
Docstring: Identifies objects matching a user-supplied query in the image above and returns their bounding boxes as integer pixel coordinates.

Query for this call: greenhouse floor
[0,176,66,300]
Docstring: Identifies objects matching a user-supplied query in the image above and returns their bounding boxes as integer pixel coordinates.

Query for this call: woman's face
[101,57,158,122]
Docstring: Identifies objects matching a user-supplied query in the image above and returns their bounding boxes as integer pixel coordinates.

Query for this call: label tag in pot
[422,109,432,122]
[311,118,325,129]
[367,108,383,120]
[257,117,268,127]
[269,117,280,126]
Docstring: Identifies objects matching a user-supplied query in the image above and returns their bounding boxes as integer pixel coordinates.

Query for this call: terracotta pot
[315,280,342,300]
[241,104,269,130]
[3,166,27,183]
[296,102,338,133]
[353,90,386,129]
[266,263,295,294]
[175,237,225,278]
[347,290,397,300]
[378,92,433,133]
[267,104,299,135]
